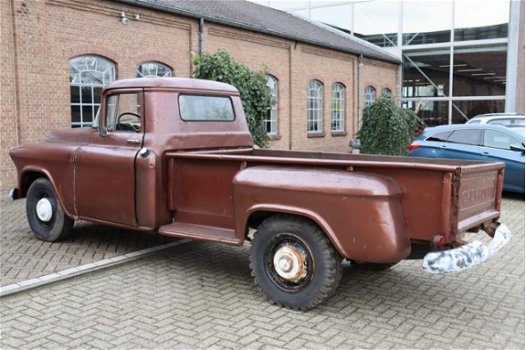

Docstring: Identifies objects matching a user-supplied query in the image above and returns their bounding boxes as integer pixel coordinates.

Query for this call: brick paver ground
[0,199,177,286]
[0,194,524,348]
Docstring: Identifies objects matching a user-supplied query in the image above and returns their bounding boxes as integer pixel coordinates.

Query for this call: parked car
[408,124,525,193]
[466,113,525,132]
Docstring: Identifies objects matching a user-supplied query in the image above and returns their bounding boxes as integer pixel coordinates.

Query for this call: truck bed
[165,148,504,244]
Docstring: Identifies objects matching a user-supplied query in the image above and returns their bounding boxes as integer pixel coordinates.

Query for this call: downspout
[356,54,363,133]
[199,18,205,56]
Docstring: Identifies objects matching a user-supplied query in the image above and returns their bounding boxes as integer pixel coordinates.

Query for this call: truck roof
[107,77,239,94]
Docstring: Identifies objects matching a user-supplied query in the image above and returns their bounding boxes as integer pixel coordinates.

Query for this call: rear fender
[233,166,411,263]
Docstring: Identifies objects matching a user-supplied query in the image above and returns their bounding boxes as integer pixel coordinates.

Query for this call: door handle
[127,139,141,145]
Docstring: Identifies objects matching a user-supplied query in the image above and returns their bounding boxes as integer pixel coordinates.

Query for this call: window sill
[268,134,281,141]
[331,131,348,137]
[307,132,326,138]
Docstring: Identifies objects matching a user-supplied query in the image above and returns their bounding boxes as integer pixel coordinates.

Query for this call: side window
[105,93,142,132]
[488,118,513,126]
[484,130,522,150]
[426,130,452,142]
[447,129,481,145]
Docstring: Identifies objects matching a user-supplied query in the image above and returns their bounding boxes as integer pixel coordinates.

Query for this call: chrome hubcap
[273,245,307,281]
[36,198,53,222]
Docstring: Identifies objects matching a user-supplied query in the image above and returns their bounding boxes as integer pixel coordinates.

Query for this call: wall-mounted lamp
[121,11,129,25]
[120,11,140,25]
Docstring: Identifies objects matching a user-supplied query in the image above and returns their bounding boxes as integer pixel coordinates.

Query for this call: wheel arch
[242,205,346,258]
[20,168,74,219]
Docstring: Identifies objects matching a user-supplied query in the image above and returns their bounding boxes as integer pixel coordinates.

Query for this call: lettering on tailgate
[458,174,496,220]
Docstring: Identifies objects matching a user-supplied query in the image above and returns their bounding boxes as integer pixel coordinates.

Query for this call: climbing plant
[192,49,271,147]
[358,95,424,156]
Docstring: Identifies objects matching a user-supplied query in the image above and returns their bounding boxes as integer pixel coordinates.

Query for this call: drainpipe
[199,18,205,56]
[357,54,363,133]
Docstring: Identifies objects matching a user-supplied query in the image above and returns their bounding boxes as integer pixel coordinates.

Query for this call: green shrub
[358,95,423,156]
[192,49,271,147]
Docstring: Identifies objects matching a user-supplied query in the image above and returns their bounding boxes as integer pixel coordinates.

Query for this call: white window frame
[365,86,377,107]
[70,55,116,128]
[136,61,173,78]
[331,83,345,132]
[265,75,278,135]
[307,80,324,133]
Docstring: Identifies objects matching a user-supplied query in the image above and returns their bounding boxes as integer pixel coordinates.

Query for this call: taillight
[432,234,447,249]
[407,144,420,151]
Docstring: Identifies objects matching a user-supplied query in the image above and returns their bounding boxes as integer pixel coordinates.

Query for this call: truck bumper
[422,224,511,274]
[8,188,19,201]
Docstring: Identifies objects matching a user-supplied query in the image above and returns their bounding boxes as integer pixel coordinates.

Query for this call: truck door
[74,91,144,226]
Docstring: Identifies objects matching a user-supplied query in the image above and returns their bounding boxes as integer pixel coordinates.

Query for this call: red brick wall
[0,0,399,194]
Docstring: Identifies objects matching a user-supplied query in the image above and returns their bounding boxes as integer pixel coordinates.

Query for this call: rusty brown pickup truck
[9,78,511,310]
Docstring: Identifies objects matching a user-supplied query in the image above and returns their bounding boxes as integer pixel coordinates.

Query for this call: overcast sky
[250,0,510,35]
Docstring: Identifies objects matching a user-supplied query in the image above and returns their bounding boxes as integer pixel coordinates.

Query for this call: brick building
[1,0,400,194]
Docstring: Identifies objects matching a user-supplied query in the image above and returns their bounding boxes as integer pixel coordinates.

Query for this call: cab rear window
[179,95,235,121]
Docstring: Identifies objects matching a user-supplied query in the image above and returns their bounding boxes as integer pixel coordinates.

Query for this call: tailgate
[453,163,504,234]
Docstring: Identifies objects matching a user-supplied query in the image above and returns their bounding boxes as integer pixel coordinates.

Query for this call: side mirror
[99,125,108,137]
[510,144,525,153]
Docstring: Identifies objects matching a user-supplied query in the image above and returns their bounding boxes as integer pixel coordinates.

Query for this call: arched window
[265,75,278,135]
[307,80,324,133]
[331,83,345,132]
[70,55,116,127]
[382,88,392,96]
[365,86,377,108]
[136,61,173,78]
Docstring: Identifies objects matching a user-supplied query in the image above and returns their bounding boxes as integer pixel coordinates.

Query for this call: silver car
[466,113,525,135]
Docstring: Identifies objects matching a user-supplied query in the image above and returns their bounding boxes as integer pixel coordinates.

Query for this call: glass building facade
[253,0,521,125]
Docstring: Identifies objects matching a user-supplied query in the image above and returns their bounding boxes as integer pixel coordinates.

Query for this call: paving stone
[0,199,178,286]
[0,195,524,348]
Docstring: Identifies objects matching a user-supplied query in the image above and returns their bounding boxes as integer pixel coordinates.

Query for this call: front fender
[10,143,77,218]
[233,166,411,263]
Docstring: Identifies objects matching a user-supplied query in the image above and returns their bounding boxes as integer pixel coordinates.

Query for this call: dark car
[408,124,525,193]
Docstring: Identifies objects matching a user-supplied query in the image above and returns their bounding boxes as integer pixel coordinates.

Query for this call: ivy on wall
[192,49,271,147]
[358,95,424,156]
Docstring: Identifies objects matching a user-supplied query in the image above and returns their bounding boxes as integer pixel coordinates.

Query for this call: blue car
[408,124,525,193]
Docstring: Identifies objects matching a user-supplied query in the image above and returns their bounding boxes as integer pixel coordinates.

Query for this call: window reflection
[403,48,450,97]
[451,100,505,123]
[402,1,451,45]
[452,44,507,97]
[353,1,399,47]
[454,1,509,41]
[311,4,352,31]
[402,100,448,126]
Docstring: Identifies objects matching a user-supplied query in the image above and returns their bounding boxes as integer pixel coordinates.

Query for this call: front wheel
[26,178,74,242]
[249,215,342,311]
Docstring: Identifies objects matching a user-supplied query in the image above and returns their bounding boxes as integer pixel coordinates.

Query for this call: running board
[158,222,241,245]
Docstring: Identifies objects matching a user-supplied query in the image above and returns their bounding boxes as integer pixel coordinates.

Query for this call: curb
[0,239,190,298]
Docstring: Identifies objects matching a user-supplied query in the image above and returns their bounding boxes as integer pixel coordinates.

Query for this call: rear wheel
[26,178,74,242]
[249,215,342,311]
